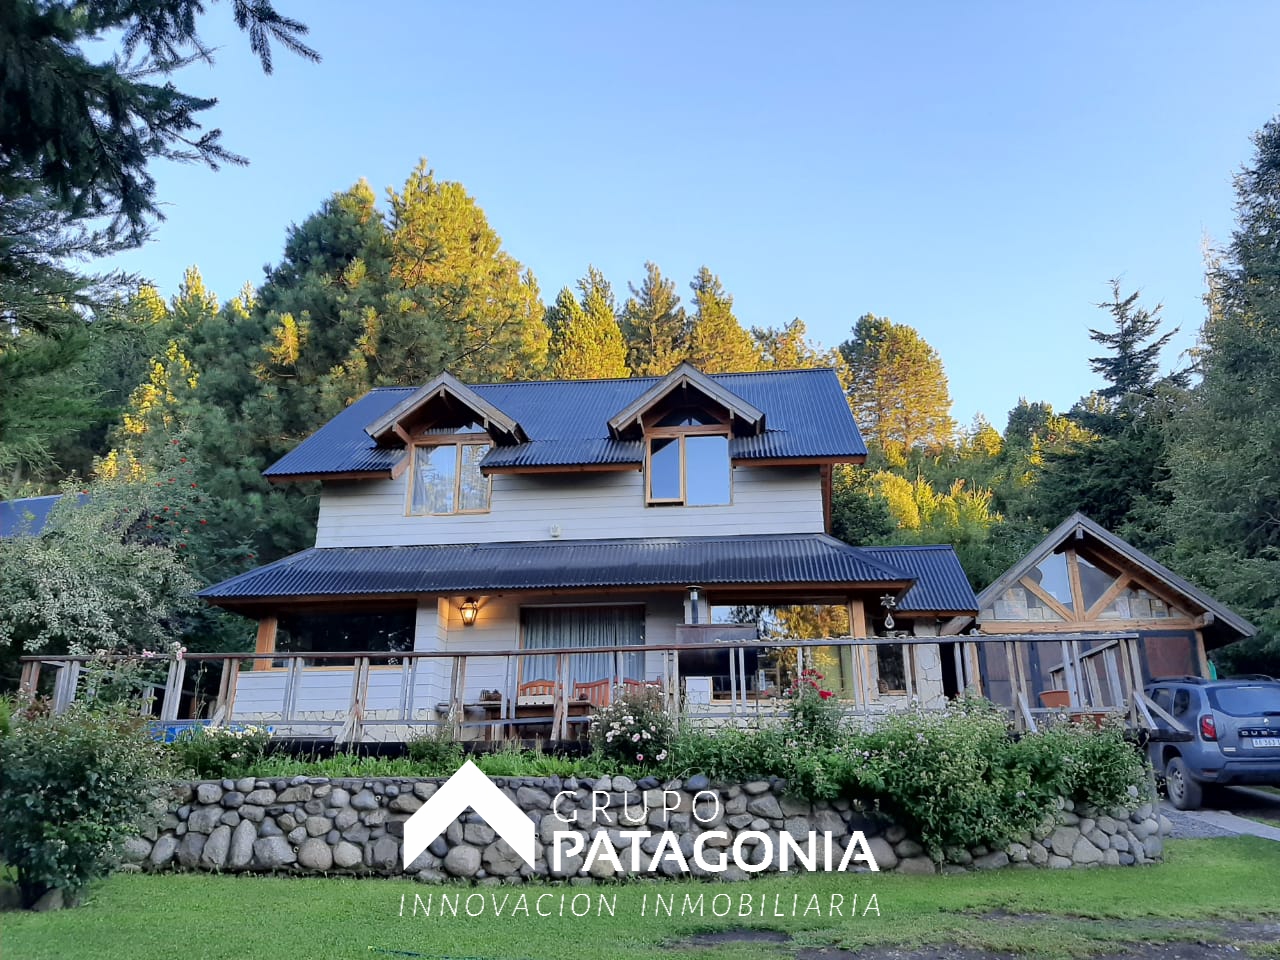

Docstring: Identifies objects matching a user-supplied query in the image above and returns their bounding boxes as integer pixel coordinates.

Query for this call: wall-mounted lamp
[460,598,480,627]
[687,585,703,625]
[879,594,898,631]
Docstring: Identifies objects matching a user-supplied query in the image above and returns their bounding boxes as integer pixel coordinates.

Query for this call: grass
[4,839,1279,960]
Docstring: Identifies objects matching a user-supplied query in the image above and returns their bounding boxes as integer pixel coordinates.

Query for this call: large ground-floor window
[275,609,415,666]
[520,605,645,687]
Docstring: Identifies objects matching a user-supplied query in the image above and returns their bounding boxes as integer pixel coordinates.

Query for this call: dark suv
[1144,676,1280,810]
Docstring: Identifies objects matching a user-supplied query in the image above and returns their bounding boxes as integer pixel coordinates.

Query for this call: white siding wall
[314,465,824,547]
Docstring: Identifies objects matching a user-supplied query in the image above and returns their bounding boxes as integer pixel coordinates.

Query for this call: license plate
[1250,737,1280,748]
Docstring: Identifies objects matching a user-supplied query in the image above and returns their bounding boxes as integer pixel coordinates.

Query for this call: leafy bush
[589,687,674,768]
[782,668,843,749]
[406,719,464,774]
[170,724,271,779]
[1012,717,1153,811]
[838,697,1041,857]
[0,699,172,908]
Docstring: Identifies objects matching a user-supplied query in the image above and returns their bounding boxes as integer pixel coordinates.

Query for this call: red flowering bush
[782,668,842,747]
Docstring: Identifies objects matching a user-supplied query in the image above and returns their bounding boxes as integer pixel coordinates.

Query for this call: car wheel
[1165,756,1203,811]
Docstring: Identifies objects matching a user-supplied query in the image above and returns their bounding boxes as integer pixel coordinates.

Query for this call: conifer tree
[1088,280,1188,407]
[620,262,689,376]
[548,268,629,380]
[839,313,955,455]
[685,267,759,373]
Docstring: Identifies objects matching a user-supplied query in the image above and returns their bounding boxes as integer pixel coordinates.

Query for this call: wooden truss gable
[966,512,1252,637]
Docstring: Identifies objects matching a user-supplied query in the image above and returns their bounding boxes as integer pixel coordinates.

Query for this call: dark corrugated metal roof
[264,368,865,477]
[0,494,87,538]
[860,544,980,614]
[200,534,914,600]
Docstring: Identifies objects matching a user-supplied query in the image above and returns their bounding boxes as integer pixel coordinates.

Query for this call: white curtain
[521,606,645,686]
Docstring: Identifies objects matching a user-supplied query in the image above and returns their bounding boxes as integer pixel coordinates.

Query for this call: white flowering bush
[170,723,271,778]
[588,687,674,768]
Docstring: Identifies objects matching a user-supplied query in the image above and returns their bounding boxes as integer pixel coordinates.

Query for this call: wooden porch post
[253,616,278,673]
[848,599,869,713]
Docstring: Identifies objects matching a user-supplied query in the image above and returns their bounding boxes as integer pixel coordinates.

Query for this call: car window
[1172,689,1193,716]
[1151,688,1172,715]
[1209,684,1280,717]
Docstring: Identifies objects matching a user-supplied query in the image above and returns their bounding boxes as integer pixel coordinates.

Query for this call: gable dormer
[362,373,526,517]
[604,363,764,507]
[606,362,765,441]
[364,372,527,447]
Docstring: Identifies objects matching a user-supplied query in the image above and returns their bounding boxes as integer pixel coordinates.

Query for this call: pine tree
[685,267,759,373]
[548,268,630,380]
[620,262,688,376]
[1088,281,1187,407]
[839,314,955,455]
[0,0,318,243]
[752,318,847,384]
[1162,117,1280,660]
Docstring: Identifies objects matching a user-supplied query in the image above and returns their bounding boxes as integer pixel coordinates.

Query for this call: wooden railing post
[160,657,185,722]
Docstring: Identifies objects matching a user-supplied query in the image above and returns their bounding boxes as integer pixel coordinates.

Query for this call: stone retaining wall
[124,776,1169,882]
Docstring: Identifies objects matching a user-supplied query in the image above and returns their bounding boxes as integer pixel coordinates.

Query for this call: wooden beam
[1019,576,1075,622]
[978,617,1196,635]
[253,616,278,673]
[1083,574,1133,621]
[1064,549,1087,615]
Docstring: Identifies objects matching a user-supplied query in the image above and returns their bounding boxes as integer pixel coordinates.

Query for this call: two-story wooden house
[198,364,979,741]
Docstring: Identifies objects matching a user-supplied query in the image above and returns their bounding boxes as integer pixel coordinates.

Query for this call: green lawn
[4,839,1278,960]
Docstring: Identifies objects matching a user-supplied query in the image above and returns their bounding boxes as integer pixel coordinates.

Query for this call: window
[275,610,415,666]
[1030,553,1074,612]
[520,606,645,686]
[876,644,907,694]
[409,442,491,515]
[646,433,730,505]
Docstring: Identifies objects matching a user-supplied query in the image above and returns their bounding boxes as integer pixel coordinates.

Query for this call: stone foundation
[125,776,1169,881]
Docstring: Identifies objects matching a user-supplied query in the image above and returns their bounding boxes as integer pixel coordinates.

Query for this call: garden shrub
[406,720,464,775]
[170,724,271,779]
[0,699,173,908]
[589,687,674,768]
[832,697,1034,857]
[473,743,598,778]
[782,667,843,749]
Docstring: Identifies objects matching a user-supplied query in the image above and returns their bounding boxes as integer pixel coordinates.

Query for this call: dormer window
[646,409,731,506]
[409,440,491,515]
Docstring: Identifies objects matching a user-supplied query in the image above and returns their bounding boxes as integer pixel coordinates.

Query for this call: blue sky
[105,1,1280,427]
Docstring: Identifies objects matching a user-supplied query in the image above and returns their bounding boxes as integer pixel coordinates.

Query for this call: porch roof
[199,534,978,613]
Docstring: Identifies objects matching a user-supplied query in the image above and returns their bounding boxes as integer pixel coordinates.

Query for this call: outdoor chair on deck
[573,679,612,707]
[518,680,557,701]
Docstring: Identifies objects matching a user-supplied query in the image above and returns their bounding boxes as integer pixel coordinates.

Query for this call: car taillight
[1200,714,1218,741]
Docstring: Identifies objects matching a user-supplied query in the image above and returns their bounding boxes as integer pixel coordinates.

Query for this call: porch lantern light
[460,598,480,627]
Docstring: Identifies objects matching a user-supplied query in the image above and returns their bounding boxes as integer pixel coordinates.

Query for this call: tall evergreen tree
[548,268,629,380]
[0,0,318,243]
[1087,280,1188,410]
[839,313,955,456]
[620,262,688,376]
[1162,117,1280,660]
[752,317,847,384]
[685,267,759,373]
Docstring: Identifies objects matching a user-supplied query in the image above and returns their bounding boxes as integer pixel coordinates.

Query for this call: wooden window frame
[644,425,731,506]
[405,438,493,517]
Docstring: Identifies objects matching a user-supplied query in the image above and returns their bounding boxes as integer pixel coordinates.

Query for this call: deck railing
[18,631,1156,743]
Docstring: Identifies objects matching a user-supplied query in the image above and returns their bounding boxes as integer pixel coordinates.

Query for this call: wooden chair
[518,680,556,698]
[622,678,663,694]
[573,679,612,707]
